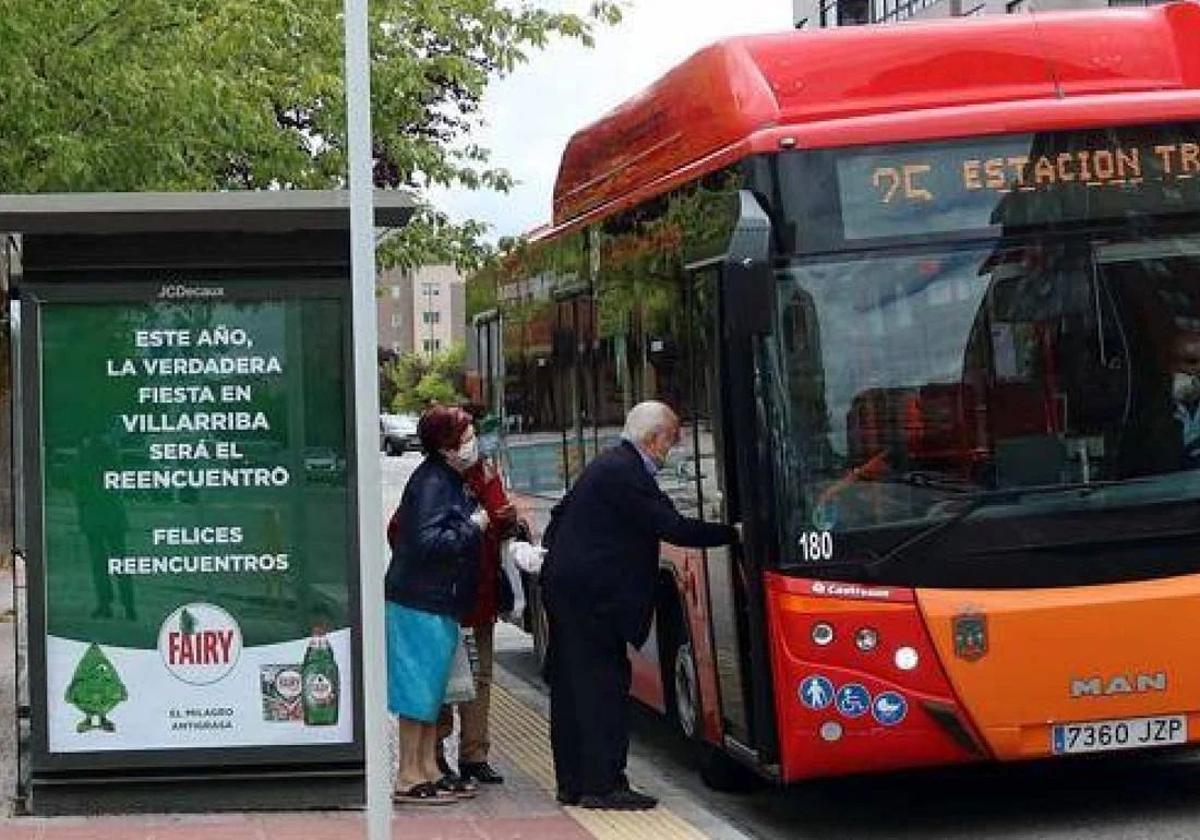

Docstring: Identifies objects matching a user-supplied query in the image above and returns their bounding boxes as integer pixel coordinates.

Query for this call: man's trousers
[546,602,632,798]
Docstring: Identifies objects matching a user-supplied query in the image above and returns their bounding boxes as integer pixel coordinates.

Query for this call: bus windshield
[766,230,1200,584]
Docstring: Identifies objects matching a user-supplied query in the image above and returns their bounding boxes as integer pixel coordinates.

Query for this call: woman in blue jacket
[385,404,487,805]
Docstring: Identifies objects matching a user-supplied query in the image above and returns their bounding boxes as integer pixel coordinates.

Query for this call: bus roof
[550,3,1200,230]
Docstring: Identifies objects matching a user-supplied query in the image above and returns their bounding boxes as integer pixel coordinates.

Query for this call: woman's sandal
[438,773,479,800]
[392,781,457,806]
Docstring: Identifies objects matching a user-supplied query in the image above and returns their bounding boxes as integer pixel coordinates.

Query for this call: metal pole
[342,2,389,839]
[425,283,434,358]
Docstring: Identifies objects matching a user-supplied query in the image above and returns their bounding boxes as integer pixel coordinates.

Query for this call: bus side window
[644,277,704,518]
[554,293,597,485]
[593,225,638,457]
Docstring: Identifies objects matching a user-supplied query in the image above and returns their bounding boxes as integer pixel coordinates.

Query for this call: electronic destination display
[836,122,1200,240]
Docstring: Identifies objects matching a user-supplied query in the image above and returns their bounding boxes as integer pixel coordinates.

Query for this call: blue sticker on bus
[799,675,834,710]
[872,691,907,726]
[836,683,871,718]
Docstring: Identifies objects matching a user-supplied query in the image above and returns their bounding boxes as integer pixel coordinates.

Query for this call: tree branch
[69,5,123,49]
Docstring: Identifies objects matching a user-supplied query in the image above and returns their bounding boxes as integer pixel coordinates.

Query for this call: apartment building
[376,263,466,357]
[794,0,1157,28]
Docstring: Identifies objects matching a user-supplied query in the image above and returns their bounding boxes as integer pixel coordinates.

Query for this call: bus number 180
[799,531,834,563]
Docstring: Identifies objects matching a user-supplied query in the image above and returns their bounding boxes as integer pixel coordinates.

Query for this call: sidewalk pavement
[0,561,742,840]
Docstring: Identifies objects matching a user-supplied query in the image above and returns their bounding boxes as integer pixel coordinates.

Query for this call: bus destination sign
[837,123,1200,241]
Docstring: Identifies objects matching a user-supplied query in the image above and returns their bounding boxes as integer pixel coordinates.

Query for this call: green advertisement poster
[38,295,354,753]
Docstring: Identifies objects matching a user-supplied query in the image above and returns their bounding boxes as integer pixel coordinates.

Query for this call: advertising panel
[36,290,355,755]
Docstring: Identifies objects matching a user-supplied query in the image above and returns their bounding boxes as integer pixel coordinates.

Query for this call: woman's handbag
[442,629,477,705]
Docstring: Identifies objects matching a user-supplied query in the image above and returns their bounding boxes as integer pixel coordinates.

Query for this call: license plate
[1051,715,1187,755]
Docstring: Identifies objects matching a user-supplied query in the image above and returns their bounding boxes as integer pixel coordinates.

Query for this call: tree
[0,0,622,269]
[382,343,467,414]
[411,372,461,408]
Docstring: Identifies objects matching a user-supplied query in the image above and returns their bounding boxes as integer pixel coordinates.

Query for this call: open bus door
[685,190,780,779]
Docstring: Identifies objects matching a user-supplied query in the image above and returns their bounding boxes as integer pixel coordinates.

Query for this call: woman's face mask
[445,434,480,470]
[653,425,682,468]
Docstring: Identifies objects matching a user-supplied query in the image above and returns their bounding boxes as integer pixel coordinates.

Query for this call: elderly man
[541,401,739,810]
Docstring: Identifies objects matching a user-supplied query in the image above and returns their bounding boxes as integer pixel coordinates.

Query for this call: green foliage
[383,343,466,413]
[465,272,499,320]
[0,0,623,265]
[466,237,522,319]
[377,207,494,276]
[412,372,462,408]
[430,341,466,381]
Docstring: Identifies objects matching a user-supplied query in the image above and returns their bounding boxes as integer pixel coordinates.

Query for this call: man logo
[1070,672,1167,698]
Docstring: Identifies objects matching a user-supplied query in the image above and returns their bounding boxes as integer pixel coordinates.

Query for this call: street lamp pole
[427,283,434,357]
[343,1,389,839]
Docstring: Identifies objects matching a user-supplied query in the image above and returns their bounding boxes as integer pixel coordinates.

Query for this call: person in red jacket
[434,450,522,786]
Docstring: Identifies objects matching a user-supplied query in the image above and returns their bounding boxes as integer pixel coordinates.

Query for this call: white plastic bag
[442,630,476,704]
[509,540,546,574]
[499,539,525,624]
[500,540,545,623]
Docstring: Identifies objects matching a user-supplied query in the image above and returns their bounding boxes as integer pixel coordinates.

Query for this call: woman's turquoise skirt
[385,601,459,723]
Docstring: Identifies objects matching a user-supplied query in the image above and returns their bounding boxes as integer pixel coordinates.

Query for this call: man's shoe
[578,788,657,811]
[437,773,478,799]
[459,761,505,784]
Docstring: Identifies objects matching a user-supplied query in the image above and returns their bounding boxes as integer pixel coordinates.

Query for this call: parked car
[303,446,346,482]
[380,413,420,455]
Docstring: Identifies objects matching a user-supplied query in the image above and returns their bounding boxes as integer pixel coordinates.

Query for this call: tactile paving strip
[490,683,712,840]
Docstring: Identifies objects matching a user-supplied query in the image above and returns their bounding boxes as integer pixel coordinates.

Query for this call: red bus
[471,3,1200,785]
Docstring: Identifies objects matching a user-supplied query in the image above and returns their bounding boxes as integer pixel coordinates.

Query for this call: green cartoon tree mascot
[66,643,128,733]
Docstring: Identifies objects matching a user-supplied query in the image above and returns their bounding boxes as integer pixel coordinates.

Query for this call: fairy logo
[158,603,243,685]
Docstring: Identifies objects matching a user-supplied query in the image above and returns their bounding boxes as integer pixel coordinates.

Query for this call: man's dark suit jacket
[541,440,737,648]
[1119,397,1200,477]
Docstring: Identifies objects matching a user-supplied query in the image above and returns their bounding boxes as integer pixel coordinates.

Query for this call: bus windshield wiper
[863,478,1145,574]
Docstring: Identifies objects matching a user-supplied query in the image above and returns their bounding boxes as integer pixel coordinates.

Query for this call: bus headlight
[894,646,919,671]
[811,622,835,646]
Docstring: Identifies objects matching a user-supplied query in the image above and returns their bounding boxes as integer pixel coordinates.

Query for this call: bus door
[685,190,780,769]
[688,265,755,751]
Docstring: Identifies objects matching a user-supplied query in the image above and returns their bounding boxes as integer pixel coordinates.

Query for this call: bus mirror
[724,190,774,336]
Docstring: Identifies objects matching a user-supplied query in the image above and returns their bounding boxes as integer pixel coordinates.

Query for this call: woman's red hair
[417,404,471,455]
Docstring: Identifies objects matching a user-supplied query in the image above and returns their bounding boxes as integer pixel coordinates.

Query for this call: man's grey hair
[621,401,678,445]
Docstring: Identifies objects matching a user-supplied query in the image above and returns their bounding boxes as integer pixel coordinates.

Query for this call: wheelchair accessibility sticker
[836,683,871,718]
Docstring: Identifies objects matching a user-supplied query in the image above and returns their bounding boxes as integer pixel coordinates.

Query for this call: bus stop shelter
[0,190,413,815]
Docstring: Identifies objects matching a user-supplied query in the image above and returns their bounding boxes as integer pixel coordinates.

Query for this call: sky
[426,0,793,242]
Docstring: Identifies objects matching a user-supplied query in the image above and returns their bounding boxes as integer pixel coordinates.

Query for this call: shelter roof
[0,190,416,235]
